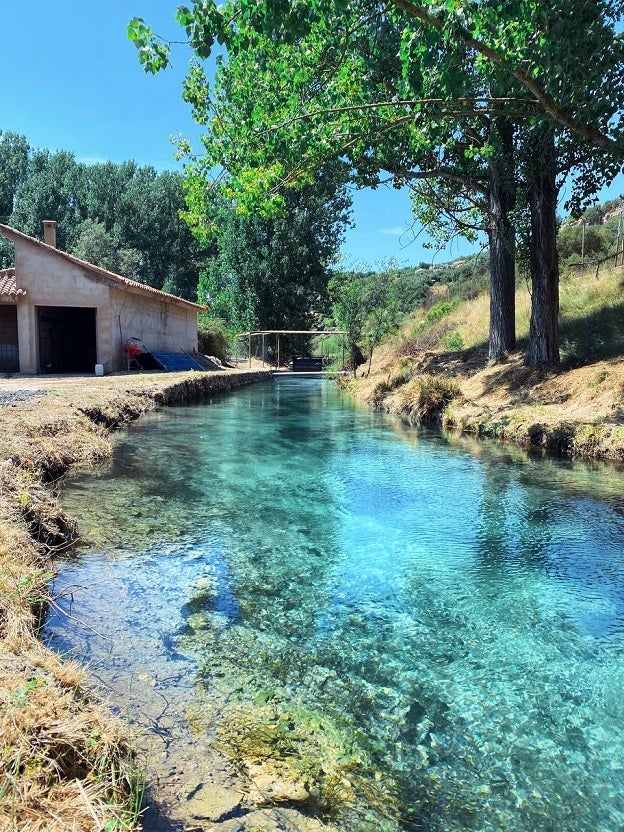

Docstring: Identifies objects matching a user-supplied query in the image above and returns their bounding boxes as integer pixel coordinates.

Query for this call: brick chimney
[42,220,57,248]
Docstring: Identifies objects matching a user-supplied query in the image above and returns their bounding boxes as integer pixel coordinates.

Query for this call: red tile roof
[0,224,206,312]
[0,267,26,299]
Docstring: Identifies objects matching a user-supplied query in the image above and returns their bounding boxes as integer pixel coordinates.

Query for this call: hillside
[347,257,624,462]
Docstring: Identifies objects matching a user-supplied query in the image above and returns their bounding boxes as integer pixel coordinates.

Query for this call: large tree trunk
[525,128,560,366]
[488,119,516,362]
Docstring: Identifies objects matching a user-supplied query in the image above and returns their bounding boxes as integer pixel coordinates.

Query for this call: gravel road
[0,389,46,407]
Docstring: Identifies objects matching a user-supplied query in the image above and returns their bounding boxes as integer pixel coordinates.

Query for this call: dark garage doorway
[0,305,19,372]
[37,306,97,373]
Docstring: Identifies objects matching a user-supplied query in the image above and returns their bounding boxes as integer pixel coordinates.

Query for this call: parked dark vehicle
[292,354,323,371]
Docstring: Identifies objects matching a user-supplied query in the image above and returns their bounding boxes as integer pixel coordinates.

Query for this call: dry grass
[388,374,461,424]
[0,368,270,831]
[350,265,624,461]
[0,643,141,832]
[0,385,150,831]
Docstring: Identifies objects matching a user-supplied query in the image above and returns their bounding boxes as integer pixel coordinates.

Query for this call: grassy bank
[0,369,270,832]
[346,265,624,461]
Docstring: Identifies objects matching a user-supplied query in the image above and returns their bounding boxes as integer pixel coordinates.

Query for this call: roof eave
[0,223,207,312]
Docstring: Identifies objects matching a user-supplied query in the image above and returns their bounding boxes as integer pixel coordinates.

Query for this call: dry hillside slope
[348,265,624,461]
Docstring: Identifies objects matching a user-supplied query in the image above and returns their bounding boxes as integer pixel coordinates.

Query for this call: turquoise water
[47,379,624,831]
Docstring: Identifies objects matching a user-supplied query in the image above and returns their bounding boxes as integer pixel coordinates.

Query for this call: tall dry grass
[391,374,461,424]
[436,265,624,359]
[0,387,152,831]
[0,641,142,832]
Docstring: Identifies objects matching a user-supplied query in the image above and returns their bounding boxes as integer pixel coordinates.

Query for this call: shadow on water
[47,379,624,832]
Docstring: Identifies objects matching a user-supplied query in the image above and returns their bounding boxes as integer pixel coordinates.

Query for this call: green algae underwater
[48,379,624,831]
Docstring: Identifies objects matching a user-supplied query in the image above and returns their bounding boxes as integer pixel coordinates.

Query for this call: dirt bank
[350,349,624,462]
[0,369,270,832]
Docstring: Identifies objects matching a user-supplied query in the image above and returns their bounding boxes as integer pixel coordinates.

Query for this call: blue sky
[0,0,479,266]
[2,1,623,267]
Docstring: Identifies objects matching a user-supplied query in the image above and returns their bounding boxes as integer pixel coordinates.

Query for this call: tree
[71,218,142,278]
[329,267,403,376]
[10,150,84,251]
[362,268,403,376]
[199,169,352,336]
[0,131,29,224]
[131,6,521,361]
[402,111,517,361]
[4,141,209,300]
[328,270,370,376]
[129,0,624,366]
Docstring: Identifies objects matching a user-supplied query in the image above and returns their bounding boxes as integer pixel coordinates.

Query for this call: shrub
[395,374,460,423]
[367,363,415,404]
[424,300,457,324]
[197,316,231,364]
[557,223,605,261]
[440,330,464,351]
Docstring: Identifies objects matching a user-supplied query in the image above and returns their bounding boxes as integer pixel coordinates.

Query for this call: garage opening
[0,306,19,372]
[37,306,97,373]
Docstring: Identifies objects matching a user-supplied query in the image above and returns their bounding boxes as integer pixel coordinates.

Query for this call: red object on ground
[123,339,142,358]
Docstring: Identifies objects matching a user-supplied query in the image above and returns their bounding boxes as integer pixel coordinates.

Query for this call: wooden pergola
[235,329,347,368]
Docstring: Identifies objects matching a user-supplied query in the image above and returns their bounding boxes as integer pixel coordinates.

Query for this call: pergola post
[235,329,346,372]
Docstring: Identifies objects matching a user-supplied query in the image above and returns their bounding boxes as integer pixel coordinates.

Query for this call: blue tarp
[150,351,204,372]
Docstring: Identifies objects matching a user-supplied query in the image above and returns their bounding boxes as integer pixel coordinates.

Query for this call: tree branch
[383,164,489,198]
[253,96,538,137]
[389,0,621,154]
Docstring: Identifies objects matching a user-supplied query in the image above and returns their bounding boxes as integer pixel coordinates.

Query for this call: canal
[47,378,624,831]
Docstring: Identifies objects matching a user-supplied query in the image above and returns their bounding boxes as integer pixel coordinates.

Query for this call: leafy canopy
[128,0,624,218]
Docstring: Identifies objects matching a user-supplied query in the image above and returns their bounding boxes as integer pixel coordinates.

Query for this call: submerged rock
[185,781,243,821]
[240,808,340,831]
[247,762,311,807]
[209,820,245,832]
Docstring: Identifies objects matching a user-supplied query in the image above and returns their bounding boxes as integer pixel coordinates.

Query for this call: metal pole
[262,333,265,368]
[248,332,251,368]
[581,221,585,269]
[277,334,280,370]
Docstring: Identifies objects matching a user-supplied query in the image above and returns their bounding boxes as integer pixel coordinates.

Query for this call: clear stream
[47,379,624,831]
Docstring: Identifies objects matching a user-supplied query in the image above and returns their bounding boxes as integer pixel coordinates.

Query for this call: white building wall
[14,240,110,373]
[111,287,198,370]
[13,238,198,373]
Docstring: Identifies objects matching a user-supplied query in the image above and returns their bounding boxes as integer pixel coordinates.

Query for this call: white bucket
[95,364,104,376]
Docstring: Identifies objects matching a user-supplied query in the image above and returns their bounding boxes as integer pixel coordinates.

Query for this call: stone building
[0,221,205,374]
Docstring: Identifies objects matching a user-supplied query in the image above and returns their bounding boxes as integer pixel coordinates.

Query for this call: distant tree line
[0,130,210,300]
[0,130,353,326]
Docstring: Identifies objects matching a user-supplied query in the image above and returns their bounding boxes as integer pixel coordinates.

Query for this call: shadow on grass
[397,298,624,407]
[453,298,624,372]
[559,301,624,366]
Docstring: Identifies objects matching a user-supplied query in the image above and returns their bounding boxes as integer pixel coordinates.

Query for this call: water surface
[48,379,624,831]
